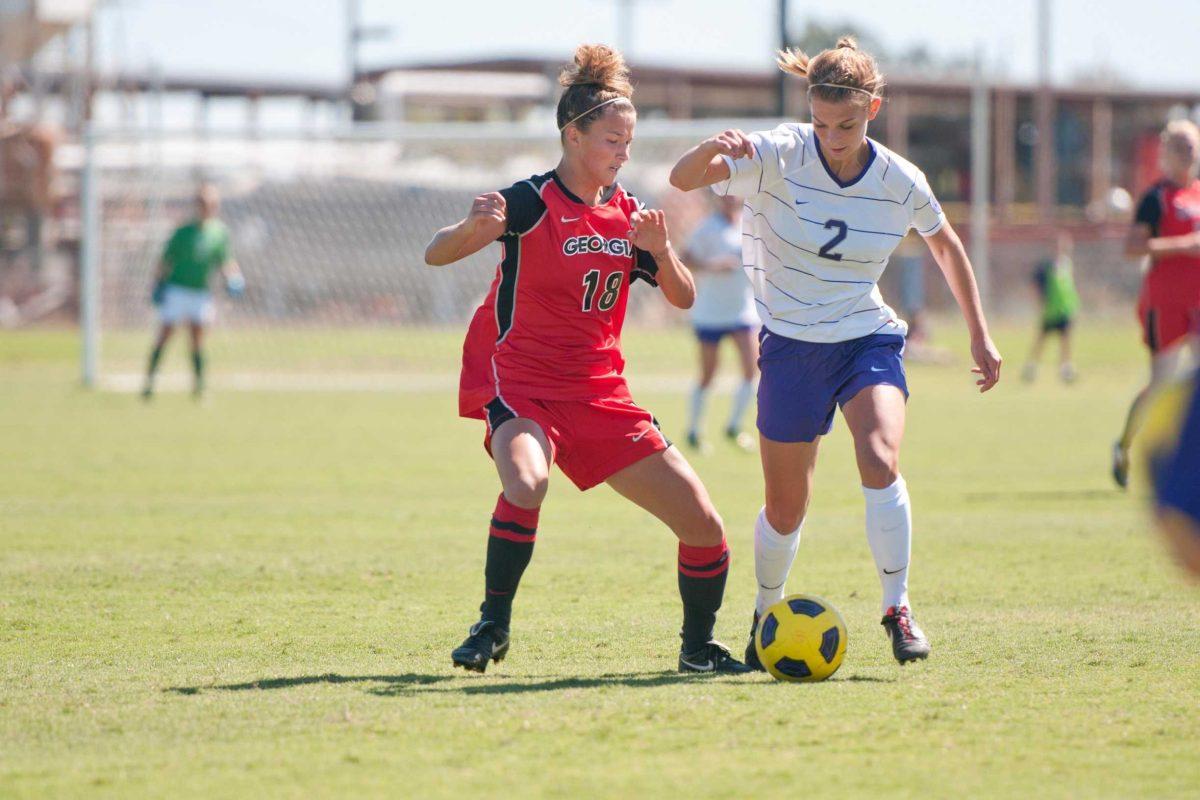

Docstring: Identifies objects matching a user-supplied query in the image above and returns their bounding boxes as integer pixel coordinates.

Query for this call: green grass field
[2,321,1198,798]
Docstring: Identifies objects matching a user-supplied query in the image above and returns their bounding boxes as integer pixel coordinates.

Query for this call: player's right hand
[704,129,755,161]
[466,192,506,234]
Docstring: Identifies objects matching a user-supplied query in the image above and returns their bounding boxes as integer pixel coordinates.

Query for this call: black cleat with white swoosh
[678,640,754,674]
[451,620,510,673]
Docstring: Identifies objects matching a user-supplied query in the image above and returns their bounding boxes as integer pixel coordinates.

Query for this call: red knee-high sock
[677,539,730,652]
[481,493,539,629]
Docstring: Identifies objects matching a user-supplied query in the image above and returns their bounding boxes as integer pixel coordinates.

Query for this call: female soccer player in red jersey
[670,38,1001,667]
[425,45,751,675]
[1113,120,1200,488]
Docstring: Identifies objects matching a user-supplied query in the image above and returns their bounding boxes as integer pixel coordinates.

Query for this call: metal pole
[776,0,789,116]
[970,51,991,305]
[345,0,358,121]
[80,124,101,388]
[1034,0,1055,216]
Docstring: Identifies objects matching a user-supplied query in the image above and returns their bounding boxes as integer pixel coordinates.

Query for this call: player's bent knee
[503,473,549,509]
[765,506,805,535]
[857,439,900,487]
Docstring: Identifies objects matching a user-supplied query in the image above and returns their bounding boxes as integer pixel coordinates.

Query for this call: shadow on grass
[369,670,700,697]
[166,672,453,695]
[167,670,728,697]
[834,673,895,683]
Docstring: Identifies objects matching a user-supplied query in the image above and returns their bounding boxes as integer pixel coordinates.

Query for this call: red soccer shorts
[481,392,670,491]
[1138,299,1200,353]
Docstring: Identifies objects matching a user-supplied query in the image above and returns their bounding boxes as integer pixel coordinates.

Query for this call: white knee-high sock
[687,384,709,437]
[726,379,756,433]
[863,476,912,614]
[754,508,802,615]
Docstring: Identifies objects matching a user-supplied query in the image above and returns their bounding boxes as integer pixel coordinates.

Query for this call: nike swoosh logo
[882,566,907,575]
[632,429,650,442]
[759,581,785,590]
[680,657,715,672]
[794,199,809,205]
[561,216,580,223]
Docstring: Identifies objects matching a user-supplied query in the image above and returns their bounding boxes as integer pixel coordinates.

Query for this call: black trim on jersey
[1145,309,1160,353]
[494,236,521,341]
[495,173,553,341]
[622,188,660,287]
[552,171,618,206]
[632,248,659,286]
[485,397,517,433]
[1135,183,1166,238]
[498,173,554,238]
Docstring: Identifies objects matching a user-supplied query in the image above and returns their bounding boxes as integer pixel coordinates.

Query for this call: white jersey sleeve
[908,169,946,237]
[712,124,808,199]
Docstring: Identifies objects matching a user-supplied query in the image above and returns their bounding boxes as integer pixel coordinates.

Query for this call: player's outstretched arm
[424,192,507,266]
[1125,223,1200,259]
[630,209,695,309]
[669,130,755,192]
[923,224,1002,393]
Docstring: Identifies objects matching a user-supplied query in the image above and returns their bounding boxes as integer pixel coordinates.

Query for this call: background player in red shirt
[1114,120,1200,488]
[424,45,752,675]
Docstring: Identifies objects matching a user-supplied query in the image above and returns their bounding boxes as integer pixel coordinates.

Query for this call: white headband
[807,83,877,99]
[559,96,628,132]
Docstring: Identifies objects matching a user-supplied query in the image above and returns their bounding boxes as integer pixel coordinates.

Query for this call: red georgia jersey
[459,171,660,417]
[1135,179,1200,307]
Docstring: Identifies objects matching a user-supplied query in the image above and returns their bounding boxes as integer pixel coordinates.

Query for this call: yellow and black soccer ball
[755,594,847,682]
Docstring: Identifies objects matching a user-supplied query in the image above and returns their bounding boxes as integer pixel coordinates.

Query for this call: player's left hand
[629,209,670,256]
[970,334,1002,392]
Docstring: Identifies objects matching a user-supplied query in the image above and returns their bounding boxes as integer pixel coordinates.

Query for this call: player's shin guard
[677,539,730,652]
[863,476,912,614]
[754,508,801,615]
[480,493,539,629]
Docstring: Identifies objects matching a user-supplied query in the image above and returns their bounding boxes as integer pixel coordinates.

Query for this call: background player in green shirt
[142,184,243,399]
[1022,232,1081,384]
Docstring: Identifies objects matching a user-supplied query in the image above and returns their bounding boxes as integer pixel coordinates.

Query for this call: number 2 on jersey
[581,269,623,312]
[818,219,848,261]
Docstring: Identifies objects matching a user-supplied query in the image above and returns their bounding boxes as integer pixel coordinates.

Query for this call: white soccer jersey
[713,122,946,343]
[686,213,758,328]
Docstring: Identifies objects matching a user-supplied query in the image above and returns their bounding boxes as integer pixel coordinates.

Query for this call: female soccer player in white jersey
[683,193,760,453]
[670,37,1002,666]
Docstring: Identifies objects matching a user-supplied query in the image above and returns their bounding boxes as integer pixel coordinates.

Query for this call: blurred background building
[2,0,1199,385]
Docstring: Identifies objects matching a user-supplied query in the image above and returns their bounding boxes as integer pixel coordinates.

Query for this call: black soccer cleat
[1112,442,1130,490]
[451,620,510,673]
[679,639,755,675]
[881,605,931,665]
[743,610,766,671]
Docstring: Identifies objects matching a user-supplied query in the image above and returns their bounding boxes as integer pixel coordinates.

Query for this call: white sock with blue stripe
[863,475,912,614]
